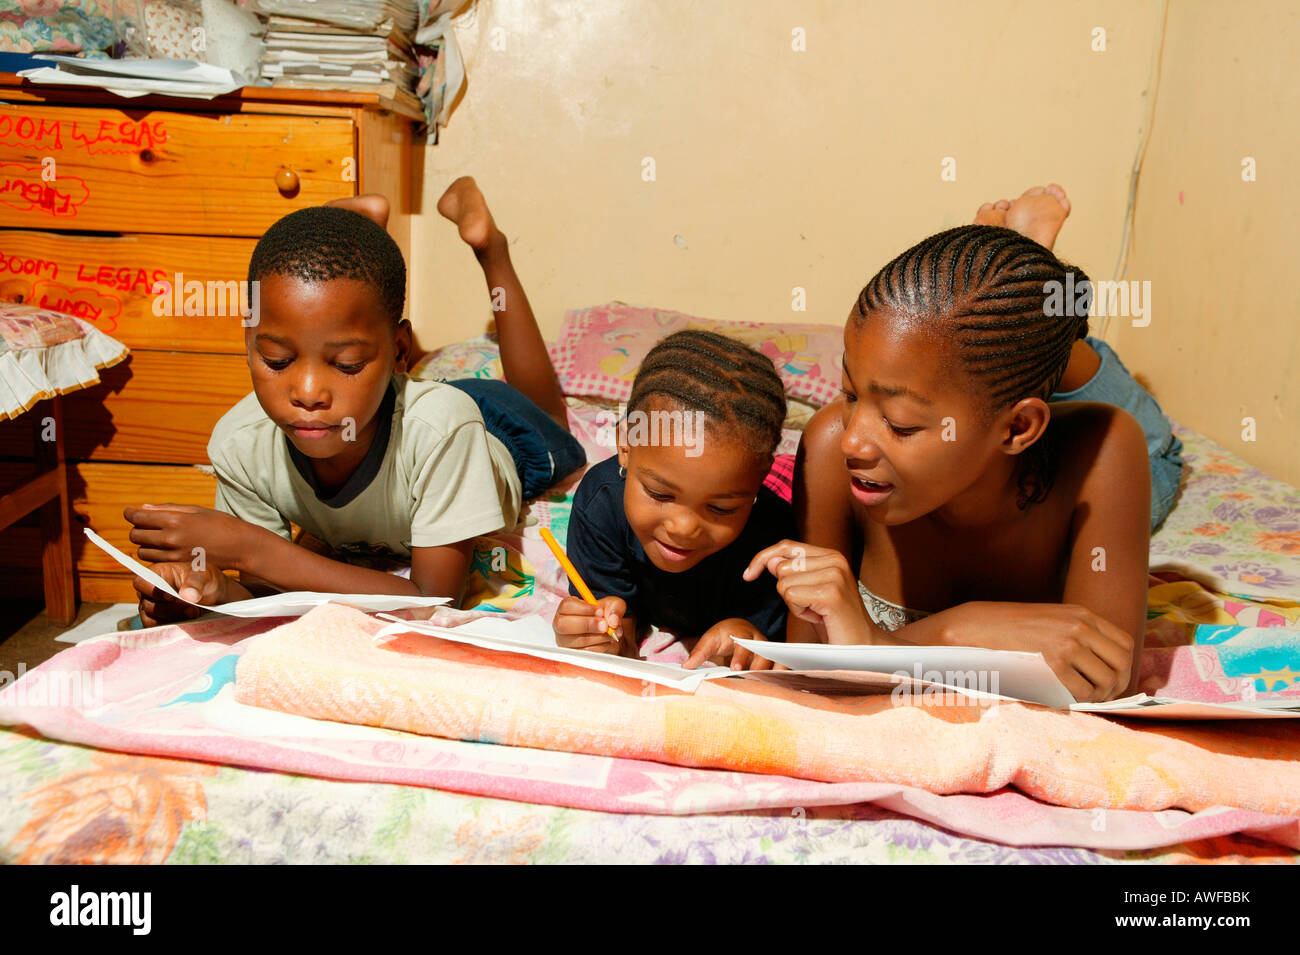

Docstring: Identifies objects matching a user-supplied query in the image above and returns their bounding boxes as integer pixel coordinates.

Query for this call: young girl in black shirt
[553,330,793,670]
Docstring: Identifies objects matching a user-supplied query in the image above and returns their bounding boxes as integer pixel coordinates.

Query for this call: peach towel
[234,604,1300,815]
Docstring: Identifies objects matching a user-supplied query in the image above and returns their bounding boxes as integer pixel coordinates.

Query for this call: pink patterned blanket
[2,400,1297,856]
[1,600,1298,854]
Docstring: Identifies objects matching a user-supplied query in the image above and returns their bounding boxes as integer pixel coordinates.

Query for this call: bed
[2,304,1298,865]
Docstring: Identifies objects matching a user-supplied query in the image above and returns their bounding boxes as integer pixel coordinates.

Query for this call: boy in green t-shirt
[126,178,585,625]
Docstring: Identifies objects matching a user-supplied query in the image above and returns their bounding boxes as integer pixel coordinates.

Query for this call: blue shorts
[1050,337,1185,532]
[446,378,587,499]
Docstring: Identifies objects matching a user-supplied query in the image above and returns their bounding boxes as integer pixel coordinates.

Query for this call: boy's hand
[124,504,254,571]
[744,540,871,645]
[683,618,773,671]
[553,595,625,654]
[133,562,232,628]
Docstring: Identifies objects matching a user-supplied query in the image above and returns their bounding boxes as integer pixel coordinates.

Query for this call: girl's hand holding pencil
[541,527,628,655]
[554,594,628,655]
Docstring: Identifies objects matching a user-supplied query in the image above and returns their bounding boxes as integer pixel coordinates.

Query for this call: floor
[0,600,121,675]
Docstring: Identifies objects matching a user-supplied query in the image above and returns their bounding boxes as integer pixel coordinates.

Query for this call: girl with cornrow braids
[554,330,796,670]
[748,212,1151,703]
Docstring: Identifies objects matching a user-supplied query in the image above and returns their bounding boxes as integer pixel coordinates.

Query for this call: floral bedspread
[1150,422,1300,597]
[2,730,1292,864]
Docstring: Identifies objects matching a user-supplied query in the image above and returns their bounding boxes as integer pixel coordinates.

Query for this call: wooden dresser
[0,77,419,604]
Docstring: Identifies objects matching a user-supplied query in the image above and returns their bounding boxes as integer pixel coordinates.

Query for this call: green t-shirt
[206,376,521,561]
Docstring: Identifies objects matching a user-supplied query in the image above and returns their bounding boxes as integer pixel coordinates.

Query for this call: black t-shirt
[564,456,793,640]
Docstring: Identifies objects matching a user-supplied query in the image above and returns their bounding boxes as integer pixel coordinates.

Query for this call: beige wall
[410,0,1296,482]
[1117,1,1298,484]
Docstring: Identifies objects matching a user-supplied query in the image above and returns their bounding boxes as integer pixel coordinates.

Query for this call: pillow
[0,0,116,55]
[0,302,128,419]
[199,0,262,79]
[408,334,826,433]
[0,305,83,350]
[408,334,510,382]
[143,0,201,59]
[551,303,845,407]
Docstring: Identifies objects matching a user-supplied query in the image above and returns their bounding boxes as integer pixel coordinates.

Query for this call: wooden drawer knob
[275,167,300,195]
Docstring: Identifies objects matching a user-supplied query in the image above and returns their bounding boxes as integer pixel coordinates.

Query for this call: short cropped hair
[248,206,406,325]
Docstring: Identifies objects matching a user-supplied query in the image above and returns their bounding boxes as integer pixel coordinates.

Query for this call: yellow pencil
[540,527,620,643]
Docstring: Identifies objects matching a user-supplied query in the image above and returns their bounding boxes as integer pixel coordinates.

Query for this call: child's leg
[324,194,429,366]
[325,193,391,228]
[437,176,569,431]
[982,184,1179,530]
[975,184,1099,390]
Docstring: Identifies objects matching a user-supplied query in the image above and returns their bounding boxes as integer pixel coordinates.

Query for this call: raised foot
[437,175,503,253]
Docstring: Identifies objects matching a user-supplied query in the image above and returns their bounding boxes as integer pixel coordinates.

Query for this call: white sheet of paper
[16,68,244,99]
[733,640,1300,717]
[83,528,449,618]
[1070,695,1300,719]
[373,614,740,692]
[732,638,1078,708]
[20,57,246,99]
[31,55,241,82]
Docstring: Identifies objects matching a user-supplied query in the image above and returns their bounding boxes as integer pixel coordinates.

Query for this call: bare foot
[974,198,1011,228]
[325,193,390,228]
[1004,184,1070,250]
[437,176,503,254]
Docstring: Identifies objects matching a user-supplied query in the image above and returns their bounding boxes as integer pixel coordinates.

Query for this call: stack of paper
[254,0,419,90]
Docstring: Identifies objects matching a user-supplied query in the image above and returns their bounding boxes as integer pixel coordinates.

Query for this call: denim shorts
[1050,337,1185,532]
[446,378,587,499]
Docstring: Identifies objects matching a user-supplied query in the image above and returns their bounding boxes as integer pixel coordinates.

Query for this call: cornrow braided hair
[628,329,787,456]
[248,206,406,325]
[856,224,1091,507]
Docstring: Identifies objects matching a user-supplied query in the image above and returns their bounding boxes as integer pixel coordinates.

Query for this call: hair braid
[628,329,787,456]
[856,225,1091,506]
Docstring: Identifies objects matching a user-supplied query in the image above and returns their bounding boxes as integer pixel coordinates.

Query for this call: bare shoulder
[1050,401,1149,493]
[800,399,845,461]
[794,399,855,550]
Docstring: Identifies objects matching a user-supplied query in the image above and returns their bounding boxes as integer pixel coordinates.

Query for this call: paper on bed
[733,639,1300,718]
[733,639,1078,708]
[372,614,742,692]
[84,528,449,617]
[1069,695,1300,719]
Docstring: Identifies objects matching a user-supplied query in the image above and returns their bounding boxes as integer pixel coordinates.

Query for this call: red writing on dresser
[0,114,169,155]
[32,279,124,332]
[0,162,89,217]
[0,251,58,279]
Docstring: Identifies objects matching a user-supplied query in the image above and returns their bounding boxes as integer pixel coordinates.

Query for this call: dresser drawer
[0,351,251,463]
[0,83,413,610]
[0,229,254,352]
[0,104,355,236]
[68,461,219,575]
[0,461,218,603]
